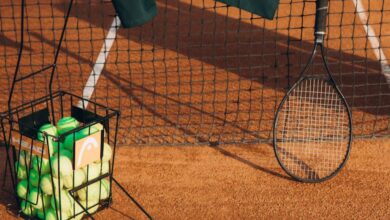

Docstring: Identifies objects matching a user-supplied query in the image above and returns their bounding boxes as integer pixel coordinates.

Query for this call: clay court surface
[0,0,389,219]
[0,139,389,219]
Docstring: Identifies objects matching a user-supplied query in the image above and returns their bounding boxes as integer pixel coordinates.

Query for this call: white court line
[352,0,390,86]
[78,16,121,108]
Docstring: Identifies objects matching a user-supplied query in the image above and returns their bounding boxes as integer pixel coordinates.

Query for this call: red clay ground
[0,0,389,219]
[1,138,389,219]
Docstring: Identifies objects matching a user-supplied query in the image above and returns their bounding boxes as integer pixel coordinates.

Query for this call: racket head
[273,76,352,183]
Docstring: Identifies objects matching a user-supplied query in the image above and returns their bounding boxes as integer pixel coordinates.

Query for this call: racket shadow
[106,206,137,220]
[209,143,293,181]
[274,146,320,180]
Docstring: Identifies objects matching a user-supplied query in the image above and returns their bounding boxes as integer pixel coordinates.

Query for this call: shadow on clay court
[107,206,137,220]
[23,30,288,179]
[53,0,389,141]
[208,143,293,181]
[0,146,20,218]
[54,0,390,116]
[0,33,32,52]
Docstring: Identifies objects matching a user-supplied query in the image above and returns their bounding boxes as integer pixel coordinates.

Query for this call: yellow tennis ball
[92,162,109,177]
[15,161,27,180]
[80,123,105,138]
[51,190,73,212]
[37,123,59,155]
[64,195,88,220]
[29,168,40,187]
[91,123,104,133]
[27,187,43,209]
[99,178,111,200]
[63,169,86,189]
[76,126,98,139]
[53,149,73,160]
[102,143,112,162]
[40,174,63,195]
[36,208,45,219]
[42,194,52,210]
[50,154,73,178]
[18,150,32,168]
[60,134,77,152]
[77,181,100,201]
[20,200,36,216]
[16,179,28,198]
[45,207,69,220]
[67,200,85,220]
[101,161,110,175]
[82,163,102,182]
[79,199,99,214]
[57,117,79,135]
[57,117,80,151]
[32,157,50,175]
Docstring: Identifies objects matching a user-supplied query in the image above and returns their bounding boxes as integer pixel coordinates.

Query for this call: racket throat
[315,33,325,45]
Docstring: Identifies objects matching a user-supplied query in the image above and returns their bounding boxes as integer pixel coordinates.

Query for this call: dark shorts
[112,0,157,28]
[216,0,279,20]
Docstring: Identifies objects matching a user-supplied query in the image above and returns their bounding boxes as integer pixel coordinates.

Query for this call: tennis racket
[273,0,352,183]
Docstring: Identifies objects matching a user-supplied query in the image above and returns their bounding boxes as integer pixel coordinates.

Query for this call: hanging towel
[111,0,157,28]
[216,0,280,20]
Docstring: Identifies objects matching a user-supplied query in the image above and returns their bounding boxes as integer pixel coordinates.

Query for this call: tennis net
[0,0,389,146]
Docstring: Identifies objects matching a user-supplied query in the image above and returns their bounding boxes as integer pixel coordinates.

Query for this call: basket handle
[7,0,74,120]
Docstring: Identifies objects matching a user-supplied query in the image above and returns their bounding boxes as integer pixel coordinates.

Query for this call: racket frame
[272,0,353,183]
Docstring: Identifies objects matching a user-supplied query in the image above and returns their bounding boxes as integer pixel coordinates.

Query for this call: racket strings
[276,78,349,180]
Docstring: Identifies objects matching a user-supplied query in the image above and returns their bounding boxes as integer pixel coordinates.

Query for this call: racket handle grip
[315,0,328,42]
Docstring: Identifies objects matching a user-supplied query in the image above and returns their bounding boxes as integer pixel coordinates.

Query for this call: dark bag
[216,0,280,19]
[112,0,157,28]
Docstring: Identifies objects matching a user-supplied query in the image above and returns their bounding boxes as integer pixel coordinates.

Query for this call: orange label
[11,133,50,159]
[74,132,102,169]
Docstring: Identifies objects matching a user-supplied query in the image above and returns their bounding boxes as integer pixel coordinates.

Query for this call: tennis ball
[64,195,85,220]
[57,117,79,151]
[51,190,73,212]
[99,178,111,200]
[53,149,73,160]
[63,169,86,189]
[36,208,45,219]
[57,117,79,135]
[67,201,85,220]
[100,161,110,175]
[17,179,28,198]
[60,134,77,152]
[42,194,52,210]
[20,200,36,216]
[76,126,95,139]
[82,163,103,182]
[15,161,27,180]
[102,143,112,162]
[77,181,100,201]
[32,157,50,175]
[50,154,73,178]
[45,207,69,220]
[37,123,59,155]
[18,150,32,168]
[79,199,99,214]
[27,187,43,209]
[29,168,40,187]
[40,174,63,195]
[38,124,58,140]
[91,123,104,132]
